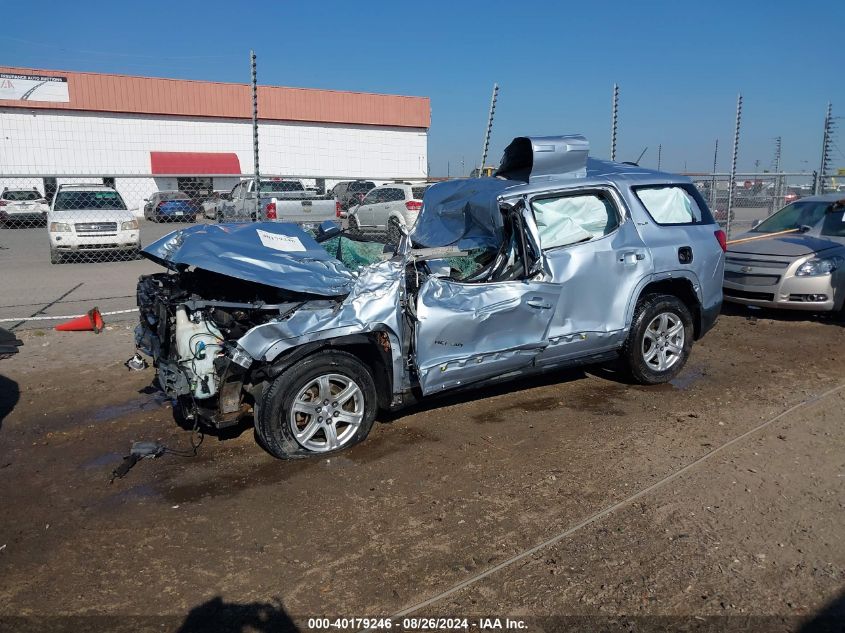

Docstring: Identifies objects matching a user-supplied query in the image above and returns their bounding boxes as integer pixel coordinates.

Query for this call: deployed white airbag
[637,186,703,224]
[533,195,612,248]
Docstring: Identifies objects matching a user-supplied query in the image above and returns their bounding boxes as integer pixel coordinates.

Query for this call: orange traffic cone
[55,307,105,333]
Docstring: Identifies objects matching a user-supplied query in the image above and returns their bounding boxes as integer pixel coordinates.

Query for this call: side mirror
[143,198,149,202]
[315,220,342,242]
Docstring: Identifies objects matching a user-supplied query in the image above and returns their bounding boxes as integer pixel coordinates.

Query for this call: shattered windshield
[318,235,387,273]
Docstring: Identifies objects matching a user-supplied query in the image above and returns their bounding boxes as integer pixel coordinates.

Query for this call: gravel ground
[0,306,842,632]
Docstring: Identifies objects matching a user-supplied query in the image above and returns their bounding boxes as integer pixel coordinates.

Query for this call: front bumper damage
[134,221,405,428]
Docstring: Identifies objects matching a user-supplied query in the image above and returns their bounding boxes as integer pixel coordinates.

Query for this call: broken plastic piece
[109,441,166,483]
[125,353,148,371]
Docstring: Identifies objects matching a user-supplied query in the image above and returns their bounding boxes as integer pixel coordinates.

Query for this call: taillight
[265,201,277,219]
[715,229,727,252]
[156,202,166,210]
[0,201,6,207]
[405,200,422,211]
[336,200,342,218]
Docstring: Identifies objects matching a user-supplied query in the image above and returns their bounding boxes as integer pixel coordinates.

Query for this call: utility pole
[817,102,833,194]
[610,83,619,161]
[726,94,742,238]
[657,144,662,171]
[479,83,498,176]
[447,161,450,179]
[710,139,718,208]
[250,50,260,221]
[772,136,782,206]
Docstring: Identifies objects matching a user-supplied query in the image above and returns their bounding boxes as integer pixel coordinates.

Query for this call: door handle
[527,298,553,309]
[619,251,645,265]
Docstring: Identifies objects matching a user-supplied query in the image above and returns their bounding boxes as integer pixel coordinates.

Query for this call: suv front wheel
[256,350,378,459]
[622,293,693,384]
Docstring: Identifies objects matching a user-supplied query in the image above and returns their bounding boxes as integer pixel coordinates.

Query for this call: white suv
[0,188,49,227]
[48,184,140,264]
[348,182,430,242]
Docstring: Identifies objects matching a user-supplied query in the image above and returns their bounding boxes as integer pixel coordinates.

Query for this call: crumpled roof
[142,222,356,297]
[410,178,517,250]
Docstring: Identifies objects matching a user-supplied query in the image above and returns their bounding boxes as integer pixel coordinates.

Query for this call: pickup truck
[221,179,339,226]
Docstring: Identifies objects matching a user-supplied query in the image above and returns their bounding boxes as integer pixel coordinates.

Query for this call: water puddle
[81,451,123,470]
[669,367,705,391]
[92,393,170,422]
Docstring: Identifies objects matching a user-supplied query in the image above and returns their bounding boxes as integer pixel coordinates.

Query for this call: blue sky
[3,0,844,176]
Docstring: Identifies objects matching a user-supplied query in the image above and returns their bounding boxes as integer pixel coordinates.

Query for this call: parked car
[348,182,431,242]
[133,135,725,459]
[331,180,376,214]
[201,191,232,221]
[783,187,803,205]
[48,184,140,264]
[143,191,197,223]
[723,194,845,312]
[221,179,340,227]
[0,188,49,227]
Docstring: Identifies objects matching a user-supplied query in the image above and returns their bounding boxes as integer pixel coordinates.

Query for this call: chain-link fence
[0,173,431,327]
[686,172,814,237]
[0,167,830,328]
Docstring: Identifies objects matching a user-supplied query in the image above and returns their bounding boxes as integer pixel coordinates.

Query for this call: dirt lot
[0,307,843,632]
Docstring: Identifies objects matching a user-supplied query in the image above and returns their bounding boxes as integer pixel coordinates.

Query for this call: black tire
[347,213,363,237]
[255,350,378,459]
[49,249,63,265]
[621,293,694,384]
[387,218,403,244]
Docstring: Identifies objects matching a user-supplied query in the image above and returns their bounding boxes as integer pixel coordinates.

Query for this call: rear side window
[411,186,429,200]
[634,185,714,225]
[261,180,304,192]
[382,188,405,202]
[349,181,374,192]
[3,190,41,201]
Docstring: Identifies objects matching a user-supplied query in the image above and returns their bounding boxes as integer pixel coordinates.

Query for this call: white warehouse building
[0,66,430,210]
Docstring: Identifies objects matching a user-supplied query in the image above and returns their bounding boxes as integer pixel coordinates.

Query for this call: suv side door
[529,186,653,365]
[413,204,562,394]
[373,187,405,230]
[355,188,382,226]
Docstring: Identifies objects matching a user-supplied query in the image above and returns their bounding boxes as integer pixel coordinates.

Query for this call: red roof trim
[150,152,241,175]
[0,66,431,129]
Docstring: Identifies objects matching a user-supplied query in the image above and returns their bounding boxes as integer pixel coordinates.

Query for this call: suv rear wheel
[387,217,403,244]
[255,350,378,459]
[622,293,693,384]
[347,213,363,237]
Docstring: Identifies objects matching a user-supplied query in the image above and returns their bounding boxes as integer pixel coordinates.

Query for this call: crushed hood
[142,222,356,297]
[728,233,841,258]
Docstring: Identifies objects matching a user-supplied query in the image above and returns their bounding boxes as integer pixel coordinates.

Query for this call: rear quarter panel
[620,184,725,324]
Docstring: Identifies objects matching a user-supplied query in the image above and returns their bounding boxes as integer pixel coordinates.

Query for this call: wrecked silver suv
[135,136,725,459]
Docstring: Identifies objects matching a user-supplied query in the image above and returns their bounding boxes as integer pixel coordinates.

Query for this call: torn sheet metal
[496,135,589,183]
[409,178,515,250]
[237,259,407,384]
[142,222,355,297]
